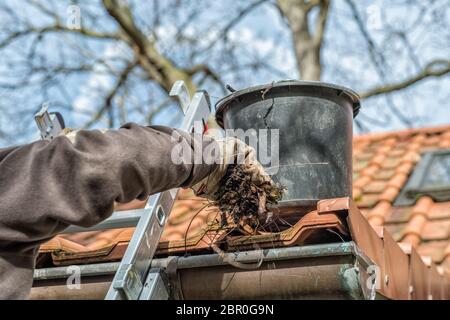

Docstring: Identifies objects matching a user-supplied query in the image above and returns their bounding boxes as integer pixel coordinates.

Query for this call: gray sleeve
[0,122,218,253]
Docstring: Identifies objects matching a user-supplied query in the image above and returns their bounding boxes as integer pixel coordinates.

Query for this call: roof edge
[354,124,450,143]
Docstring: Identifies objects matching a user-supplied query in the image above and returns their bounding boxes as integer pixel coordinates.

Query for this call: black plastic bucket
[215,80,360,209]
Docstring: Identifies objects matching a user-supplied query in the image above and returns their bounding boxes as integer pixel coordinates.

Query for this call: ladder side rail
[105,90,211,300]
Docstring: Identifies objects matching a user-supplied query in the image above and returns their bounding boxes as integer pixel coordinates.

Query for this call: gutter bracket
[351,242,378,300]
[166,256,184,300]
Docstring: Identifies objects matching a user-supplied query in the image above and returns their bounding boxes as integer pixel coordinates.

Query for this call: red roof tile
[353,125,450,274]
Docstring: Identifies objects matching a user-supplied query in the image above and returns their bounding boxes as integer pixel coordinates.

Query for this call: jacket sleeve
[0,122,218,253]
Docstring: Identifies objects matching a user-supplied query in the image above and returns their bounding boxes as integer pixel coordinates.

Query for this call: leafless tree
[276,0,450,130]
[0,0,273,144]
[0,0,449,144]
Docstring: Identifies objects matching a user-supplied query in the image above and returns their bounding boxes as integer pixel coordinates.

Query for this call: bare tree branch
[102,0,197,94]
[200,0,270,53]
[345,0,387,79]
[345,0,417,127]
[83,60,137,129]
[186,64,226,93]
[360,59,450,99]
[146,97,172,124]
[0,24,121,50]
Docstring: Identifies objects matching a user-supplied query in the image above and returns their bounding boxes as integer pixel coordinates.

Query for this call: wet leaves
[213,165,284,229]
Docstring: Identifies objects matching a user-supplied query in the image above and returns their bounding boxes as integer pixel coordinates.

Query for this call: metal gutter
[34,262,120,281]
[167,242,376,300]
[30,282,111,300]
[33,242,377,300]
[34,242,368,278]
[156,241,371,269]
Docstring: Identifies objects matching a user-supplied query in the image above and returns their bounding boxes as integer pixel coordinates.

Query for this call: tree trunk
[277,0,329,81]
[295,39,321,81]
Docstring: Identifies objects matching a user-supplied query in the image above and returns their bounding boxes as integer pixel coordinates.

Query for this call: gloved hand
[191,137,272,200]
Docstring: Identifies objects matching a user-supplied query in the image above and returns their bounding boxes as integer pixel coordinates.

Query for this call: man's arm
[0,122,218,252]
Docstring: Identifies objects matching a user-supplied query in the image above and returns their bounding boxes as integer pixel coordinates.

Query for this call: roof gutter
[32,242,377,300]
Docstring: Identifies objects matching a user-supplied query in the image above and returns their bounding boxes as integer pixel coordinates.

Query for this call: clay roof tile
[387,173,408,189]
[378,186,401,203]
[412,197,434,217]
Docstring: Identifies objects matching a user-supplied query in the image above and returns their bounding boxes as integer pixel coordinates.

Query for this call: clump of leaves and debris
[213,164,284,230]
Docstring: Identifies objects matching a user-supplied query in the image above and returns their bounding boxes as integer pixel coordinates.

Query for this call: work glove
[191,137,272,200]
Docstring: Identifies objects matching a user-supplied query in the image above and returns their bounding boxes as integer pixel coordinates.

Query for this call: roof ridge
[354,124,450,142]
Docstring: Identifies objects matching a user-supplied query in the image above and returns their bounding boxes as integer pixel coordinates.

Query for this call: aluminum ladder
[34,81,211,300]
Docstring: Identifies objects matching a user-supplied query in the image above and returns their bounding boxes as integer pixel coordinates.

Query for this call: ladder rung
[63,208,150,234]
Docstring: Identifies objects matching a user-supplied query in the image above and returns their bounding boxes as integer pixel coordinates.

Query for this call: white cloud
[229,27,296,78]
